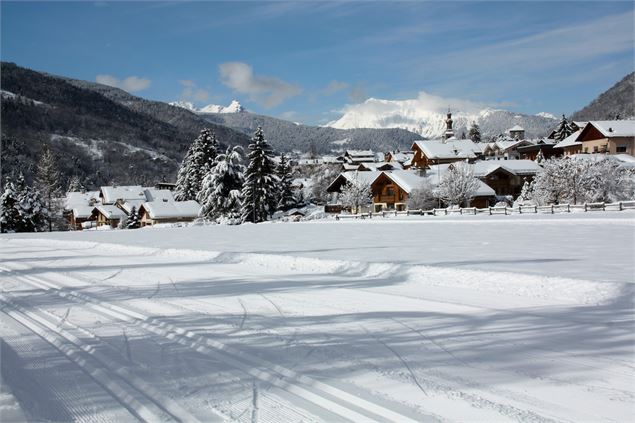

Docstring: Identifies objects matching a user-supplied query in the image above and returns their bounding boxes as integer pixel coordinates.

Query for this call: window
[593,146,599,153]
[386,187,395,196]
[616,145,627,153]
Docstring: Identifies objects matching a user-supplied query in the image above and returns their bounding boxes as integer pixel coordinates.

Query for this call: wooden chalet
[91,205,127,228]
[482,139,534,160]
[516,139,560,160]
[137,200,200,227]
[410,139,482,168]
[473,160,542,197]
[554,121,635,156]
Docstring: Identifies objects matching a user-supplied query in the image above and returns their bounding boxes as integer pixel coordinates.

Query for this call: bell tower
[444,108,455,141]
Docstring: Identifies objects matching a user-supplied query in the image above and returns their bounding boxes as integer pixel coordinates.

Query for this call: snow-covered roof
[360,162,403,171]
[378,169,496,198]
[473,160,542,177]
[388,151,414,163]
[413,139,481,160]
[65,191,100,210]
[553,130,583,149]
[140,200,201,219]
[93,205,126,220]
[100,185,146,204]
[585,120,635,138]
[345,149,374,157]
[119,200,145,214]
[509,125,525,132]
[72,206,94,219]
[143,188,175,203]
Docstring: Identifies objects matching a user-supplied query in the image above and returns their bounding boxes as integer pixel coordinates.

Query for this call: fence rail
[334,200,635,220]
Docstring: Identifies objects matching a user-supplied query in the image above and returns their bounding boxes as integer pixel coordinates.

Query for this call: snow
[413,139,482,159]
[536,112,557,120]
[94,204,127,220]
[100,186,146,204]
[585,120,635,137]
[140,200,201,219]
[1,213,633,422]
[173,99,245,114]
[553,130,583,149]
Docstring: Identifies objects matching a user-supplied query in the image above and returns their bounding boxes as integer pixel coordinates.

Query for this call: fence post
[619,201,623,211]
[445,208,448,216]
[419,209,423,216]
[519,206,522,214]
[474,207,477,215]
[584,203,587,212]
[460,208,463,215]
[602,202,605,211]
[567,204,570,213]
[489,207,492,215]
[551,205,554,214]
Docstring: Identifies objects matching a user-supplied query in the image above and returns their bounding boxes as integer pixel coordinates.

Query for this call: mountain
[327,94,558,139]
[570,72,635,121]
[0,62,250,189]
[170,99,245,114]
[199,111,422,154]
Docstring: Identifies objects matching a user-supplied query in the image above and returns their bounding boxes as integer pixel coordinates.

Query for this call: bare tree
[339,172,372,213]
[438,162,480,207]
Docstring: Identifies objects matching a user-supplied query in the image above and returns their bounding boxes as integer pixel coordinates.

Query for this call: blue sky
[2,1,633,124]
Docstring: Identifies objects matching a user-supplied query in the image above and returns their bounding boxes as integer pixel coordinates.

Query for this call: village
[63,113,635,230]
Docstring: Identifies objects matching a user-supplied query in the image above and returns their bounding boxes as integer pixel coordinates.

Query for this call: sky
[2,1,633,125]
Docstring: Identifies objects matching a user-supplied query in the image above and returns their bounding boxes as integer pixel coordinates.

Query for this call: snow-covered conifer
[175,128,219,201]
[198,146,245,222]
[126,206,140,229]
[552,115,576,141]
[275,154,296,211]
[438,162,480,207]
[468,122,482,143]
[67,175,85,193]
[241,127,278,223]
[16,174,47,232]
[0,178,20,233]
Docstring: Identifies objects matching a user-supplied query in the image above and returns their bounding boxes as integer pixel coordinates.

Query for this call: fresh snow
[1,213,633,422]
[170,99,245,114]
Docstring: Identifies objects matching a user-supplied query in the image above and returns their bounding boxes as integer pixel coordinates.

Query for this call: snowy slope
[1,214,633,422]
[328,92,558,139]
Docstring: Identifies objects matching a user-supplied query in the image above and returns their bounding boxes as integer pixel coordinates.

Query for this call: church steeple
[444,108,455,141]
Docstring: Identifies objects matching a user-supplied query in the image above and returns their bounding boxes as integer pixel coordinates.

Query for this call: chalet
[64,191,100,230]
[385,151,414,169]
[473,160,542,197]
[555,121,635,156]
[326,171,381,194]
[410,138,482,168]
[137,200,200,227]
[66,206,95,230]
[508,125,525,140]
[343,150,376,165]
[516,139,560,160]
[482,139,534,160]
[91,205,127,228]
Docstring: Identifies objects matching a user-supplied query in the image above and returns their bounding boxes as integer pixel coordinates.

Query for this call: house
[516,139,560,160]
[410,138,482,168]
[343,150,376,165]
[508,125,525,140]
[137,200,201,227]
[91,205,127,228]
[64,191,100,230]
[555,121,635,156]
[482,139,534,160]
[66,206,95,230]
[385,151,414,169]
[326,171,382,194]
[473,160,542,197]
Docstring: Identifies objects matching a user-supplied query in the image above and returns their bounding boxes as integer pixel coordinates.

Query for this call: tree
[552,115,576,141]
[407,178,436,210]
[468,122,482,143]
[241,127,278,223]
[339,172,372,214]
[16,173,47,232]
[585,158,632,203]
[310,164,339,205]
[175,128,219,201]
[35,145,62,231]
[531,157,593,205]
[198,146,245,222]
[67,175,85,193]
[126,206,140,229]
[275,154,296,211]
[0,178,20,233]
[438,162,480,207]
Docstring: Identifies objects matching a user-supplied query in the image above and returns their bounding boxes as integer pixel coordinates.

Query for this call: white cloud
[96,74,151,92]
[322,80,349,96]
[218,62,301,108]
[178,79,209,102]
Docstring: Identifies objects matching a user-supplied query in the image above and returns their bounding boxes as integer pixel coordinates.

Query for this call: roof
[377,168,496,197]
[119,200,145,214]
[143,188,175,203]
[344,149,375,157]
[65,191,100,210]
[387,151,414,163]
[473,160,542,177]
[100,185,146,204]
[326,171,382,192]
[412,139,482,160]
[553,130,582,149]
[140,200,201,219]
[93,205,126,220]
[585,120,635,138]
[72,206,94,219]
[509,125,525,131]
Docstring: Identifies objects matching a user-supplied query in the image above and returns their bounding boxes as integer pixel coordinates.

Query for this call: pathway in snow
[0,217,633,422]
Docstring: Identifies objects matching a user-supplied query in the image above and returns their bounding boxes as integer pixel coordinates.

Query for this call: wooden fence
[334,200,635,220]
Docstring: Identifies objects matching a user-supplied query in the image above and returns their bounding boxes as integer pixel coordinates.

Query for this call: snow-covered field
[1,213,633,422]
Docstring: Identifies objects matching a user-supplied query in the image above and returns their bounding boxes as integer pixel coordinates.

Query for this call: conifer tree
[175,128,219,201]
[468,122,482,143]
[275,153,296,211]
[16,173,47,232]
[198,146,245,222]
[35,145,62,231]
[552,115,575,141]
[0,178,20,233]
[67,175,85,193]
[241,127,278,223]
[126,206,140,229]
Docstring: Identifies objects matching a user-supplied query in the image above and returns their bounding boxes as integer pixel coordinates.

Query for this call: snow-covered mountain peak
[170,100,244,114]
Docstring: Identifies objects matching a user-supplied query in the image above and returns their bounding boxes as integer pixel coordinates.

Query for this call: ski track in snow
[0,216,633,422]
